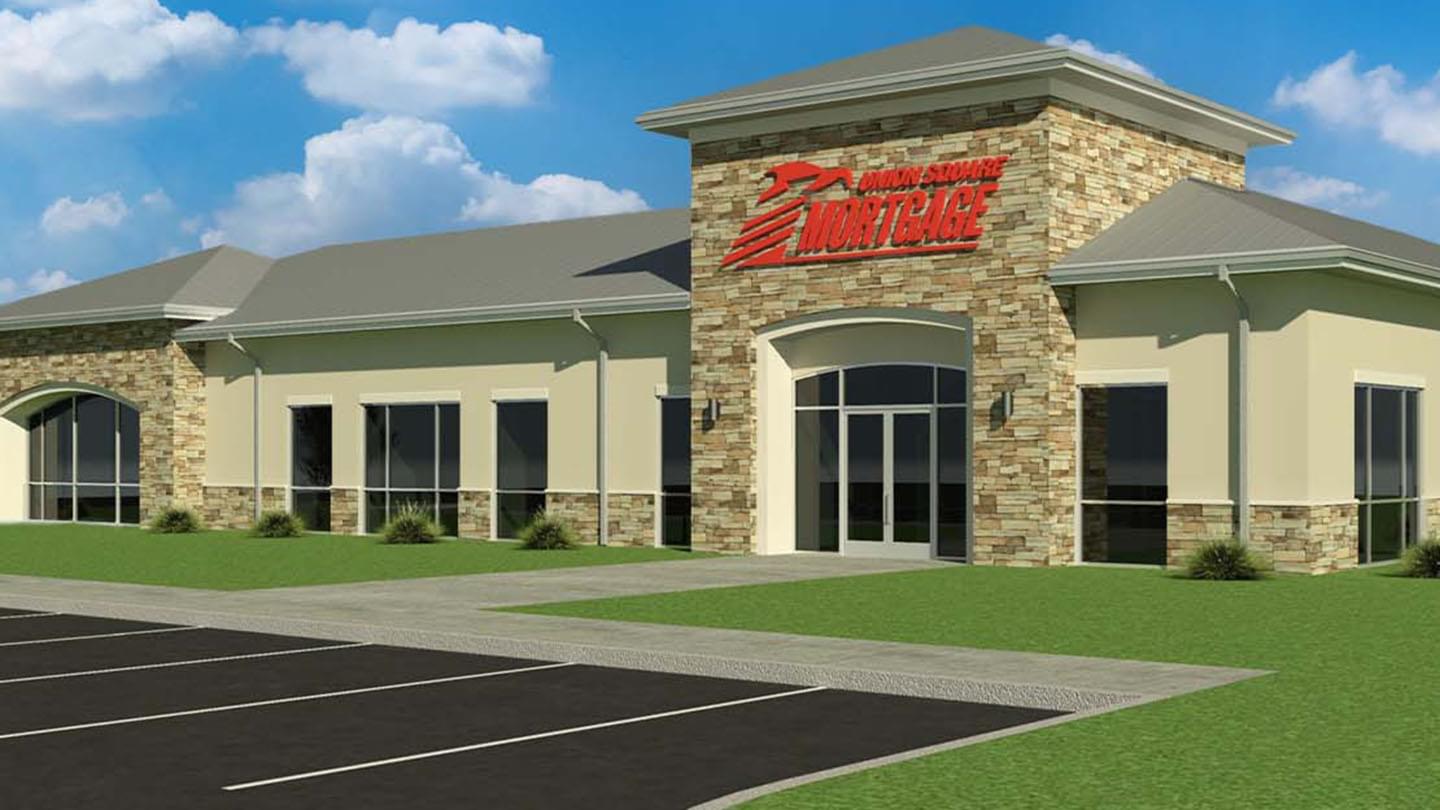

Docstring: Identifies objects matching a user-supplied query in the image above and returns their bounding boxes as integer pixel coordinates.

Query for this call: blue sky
[2,0,1438,298]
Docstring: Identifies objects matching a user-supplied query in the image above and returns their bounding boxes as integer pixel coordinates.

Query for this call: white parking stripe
[223,685,828,792]
[0,626,200,648]
[0,642,371,686]
[0,661,576,741]
[0,612,59,621]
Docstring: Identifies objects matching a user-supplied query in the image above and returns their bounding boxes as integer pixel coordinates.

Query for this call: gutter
[1217,266,1250,544]
[226,334,264,523]
[571,310,609,546]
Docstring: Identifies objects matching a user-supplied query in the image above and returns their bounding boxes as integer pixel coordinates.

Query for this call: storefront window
[290,406,332,532]
[660,397,691,547]
[794,364,967,557]
[363,403,459,536]
[1355,385,1420,563]
[1080,385,1168,565]
[27,394,140,524]
[496,400,547,538]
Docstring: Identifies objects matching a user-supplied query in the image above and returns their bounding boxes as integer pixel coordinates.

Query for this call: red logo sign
[721,156,1010,269]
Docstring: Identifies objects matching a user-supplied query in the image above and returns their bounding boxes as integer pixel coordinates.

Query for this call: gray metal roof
[1051,179,1440,285]
[0,246,272,332]
[637,26,1293,149]
[177,209,691,341]
[677,27,1049,106]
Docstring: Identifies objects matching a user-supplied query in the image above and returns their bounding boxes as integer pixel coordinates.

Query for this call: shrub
[149,507,202,534]
[518,511,578,550]
[381,505,440,544]
[252,510,305,538]
[1401,540,1440,578]
[1184,539,1264,581]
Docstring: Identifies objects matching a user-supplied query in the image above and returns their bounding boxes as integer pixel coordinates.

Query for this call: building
[3,26,1437,573]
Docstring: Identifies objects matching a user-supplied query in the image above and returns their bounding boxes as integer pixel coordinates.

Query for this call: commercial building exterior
[3,27,1438,573]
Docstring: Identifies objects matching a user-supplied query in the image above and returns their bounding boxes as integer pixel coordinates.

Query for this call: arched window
[27,394,141,524]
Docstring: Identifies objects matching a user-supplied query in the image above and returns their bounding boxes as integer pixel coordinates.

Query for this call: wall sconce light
[703,398,721,430]
[998,390,1014,423]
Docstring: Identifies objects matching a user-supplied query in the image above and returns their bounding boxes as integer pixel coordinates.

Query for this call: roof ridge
[274,208,686,262]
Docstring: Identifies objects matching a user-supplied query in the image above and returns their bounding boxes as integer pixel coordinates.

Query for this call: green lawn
[0,524,705,590]
[512,564,1440,808]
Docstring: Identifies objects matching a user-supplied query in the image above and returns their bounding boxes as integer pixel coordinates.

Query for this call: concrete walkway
[0,556,1266,714]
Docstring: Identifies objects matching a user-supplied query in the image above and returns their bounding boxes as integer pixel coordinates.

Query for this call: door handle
[884,493,890,526]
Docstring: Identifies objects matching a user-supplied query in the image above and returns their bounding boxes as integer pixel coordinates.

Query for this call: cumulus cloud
[0,0,239,120]
[201,115,647,256]
[0,268,78,299]
[1248,166,1387,211]
[140,188,171,209]
[1275,52,1440,155]
[246,17,549,115]
[40,191,129,234]
[1045,34,1155,79]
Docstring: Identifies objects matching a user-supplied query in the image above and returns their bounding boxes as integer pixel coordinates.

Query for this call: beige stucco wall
[203,312,688,497]
[1075,270,1440,509]
[1302,272,1440,502]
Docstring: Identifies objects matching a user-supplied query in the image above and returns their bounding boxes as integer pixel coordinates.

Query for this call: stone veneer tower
[638,27,1288,562]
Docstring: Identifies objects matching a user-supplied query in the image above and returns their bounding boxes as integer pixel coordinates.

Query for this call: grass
[0,523,707,590]
[512,564,1440,808]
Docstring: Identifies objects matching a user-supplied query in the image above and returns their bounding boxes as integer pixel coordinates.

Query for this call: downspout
[226,334,263,523]
[1217,266,1250,544]
[571,310,609,546]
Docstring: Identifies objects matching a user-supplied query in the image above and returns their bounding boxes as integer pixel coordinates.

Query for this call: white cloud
[202,115,647,256]
[1275,52,1440,156]
[1248,166,1387,211]
[460,174,648,225]
[0,268,78,299]
[0,0,239,120]
[26,267,76,292]
[140,188,171,209]
[246,17,549,115]
[1045,34,1155,79]
[40,191,129,234]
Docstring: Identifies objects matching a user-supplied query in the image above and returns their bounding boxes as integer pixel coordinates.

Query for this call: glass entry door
[845,410,933,558]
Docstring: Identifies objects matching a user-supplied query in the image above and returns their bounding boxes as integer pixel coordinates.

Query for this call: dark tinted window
[119,405,139,484]
[844,365,933,406]
[497,401,547,491]
[938,368,966,404]
[75,395,116,483]
[1354,387,1367,500]
[1370,387,1402,499]
[365,406,386,488]
[438,404,460,490]
[1101,386,1167,501]
[293,490,330,532]
[291,406,332,488]
[661,398,690,492]
[937,406,967,558]
[43,399,72,483]
[795,410,839,552]
[795,372,838,407]
[387,404,436,489]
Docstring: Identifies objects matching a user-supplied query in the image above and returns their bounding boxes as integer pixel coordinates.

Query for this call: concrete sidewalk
[0,556,1266,714]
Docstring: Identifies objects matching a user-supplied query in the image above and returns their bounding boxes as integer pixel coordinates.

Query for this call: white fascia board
[0,304,231,333]
[173,292,692,343]
[638,50,1292,148]
[1050,247,1440,293]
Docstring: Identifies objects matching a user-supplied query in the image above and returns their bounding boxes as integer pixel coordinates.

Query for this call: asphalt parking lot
[0,606,1065,808]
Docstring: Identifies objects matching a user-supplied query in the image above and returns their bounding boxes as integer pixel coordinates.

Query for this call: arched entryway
[754,308,971,560]
[0,385,142,524]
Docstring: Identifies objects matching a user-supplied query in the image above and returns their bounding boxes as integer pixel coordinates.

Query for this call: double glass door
[846,410,933,556]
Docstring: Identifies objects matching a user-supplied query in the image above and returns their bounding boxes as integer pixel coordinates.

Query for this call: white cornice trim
[638,49,1292,148]
[1050,245,1440,293]
[174,292,691,342]
[0,304,232,333]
